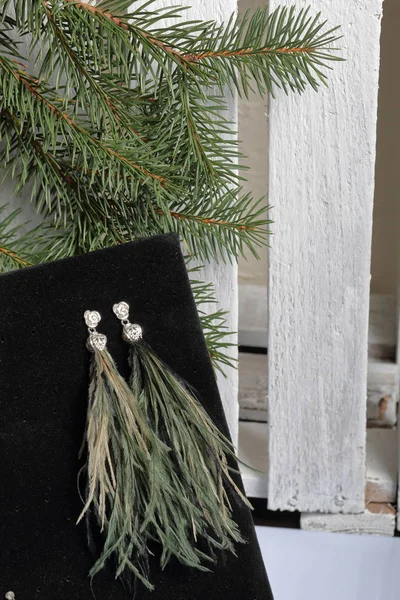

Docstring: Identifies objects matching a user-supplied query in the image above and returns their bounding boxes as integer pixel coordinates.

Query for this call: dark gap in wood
[239,346,268,355]
[239,417,268,423]
[250,498,300,529]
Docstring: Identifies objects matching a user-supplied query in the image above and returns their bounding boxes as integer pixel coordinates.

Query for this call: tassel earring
[78,310,157,590]
[112,301,252,570]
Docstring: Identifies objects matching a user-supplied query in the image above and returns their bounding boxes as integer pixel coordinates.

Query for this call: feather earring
[79,310,157,590]
[112,301,252,571]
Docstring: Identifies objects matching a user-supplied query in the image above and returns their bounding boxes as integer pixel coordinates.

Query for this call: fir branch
[106,2,341,95]
[0,1,341,369]
[0,57,167,186]
[0,243,29,267]
[178,6,342,96]
[188,264,236,373]
[153,192,271,261]
[0,206,45,271]
[5,1,341,97]
[39,0,129,127]
[65,0,131,31]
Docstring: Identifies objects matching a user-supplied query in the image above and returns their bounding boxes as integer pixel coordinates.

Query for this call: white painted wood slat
[201,261,239,445]
[238,351,400,427]
[366,360,399,427]
[301,504,396,537]
[239,284,268,348]
[239,421,397,508]
[239,421,269,498]
[156,0,239,444]
[369,295,397,360]
[239,352,268,421]
[267,0,384,512]
[365,428,397,504]
[396,265,400,530]
[239,295,400,426]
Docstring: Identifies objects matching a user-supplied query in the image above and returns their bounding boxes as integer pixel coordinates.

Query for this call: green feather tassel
[120,321,252,570]
[78,341,156,590]
[80,306,251,590]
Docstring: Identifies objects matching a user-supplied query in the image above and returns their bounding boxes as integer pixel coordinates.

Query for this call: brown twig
[184,46,316,61]
[0,245,30,266]
[156,208,255,231]
[0,57,165,185]
[60,0,316,66]
[63,0,129,30]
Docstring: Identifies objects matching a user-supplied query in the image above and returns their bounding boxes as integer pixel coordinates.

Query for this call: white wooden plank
[367,360,399,427]
[397,286,400,530]
[153,0,239,445]
[267,0,383,512]
[202,261,239,446]
[368,294,397,360]
[366,428,397,504]
[301,504,396,537]
[238,423,397,504]
[397,283,400,530]
[397,374,400,527]
[239,291,398,356]
[238,293,399,425]
[177,0,239,446]
[237,0,269,299]
[238,421,269,498]
[238,352,268,421]
[238,354,399,427]
[239,284,268,347]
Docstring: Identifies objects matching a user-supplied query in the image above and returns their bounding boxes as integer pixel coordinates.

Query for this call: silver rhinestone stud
[84,310,101,329]
[123,323,143,343]
[5,592,15,600]
[87,332,107,352]
[113,302,130,321]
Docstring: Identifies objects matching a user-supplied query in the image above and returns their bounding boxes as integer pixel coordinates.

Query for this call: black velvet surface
[0,234,273,600]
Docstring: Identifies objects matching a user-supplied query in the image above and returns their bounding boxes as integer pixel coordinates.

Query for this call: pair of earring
[79,301,250,592]
[84,301,142,353]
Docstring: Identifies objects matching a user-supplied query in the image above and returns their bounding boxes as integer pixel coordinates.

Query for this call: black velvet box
[0,234,273,600]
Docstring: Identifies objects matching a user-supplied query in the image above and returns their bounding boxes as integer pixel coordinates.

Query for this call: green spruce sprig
[0,0,340,367]
[189,264,237,373]
[0,206,44,269]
